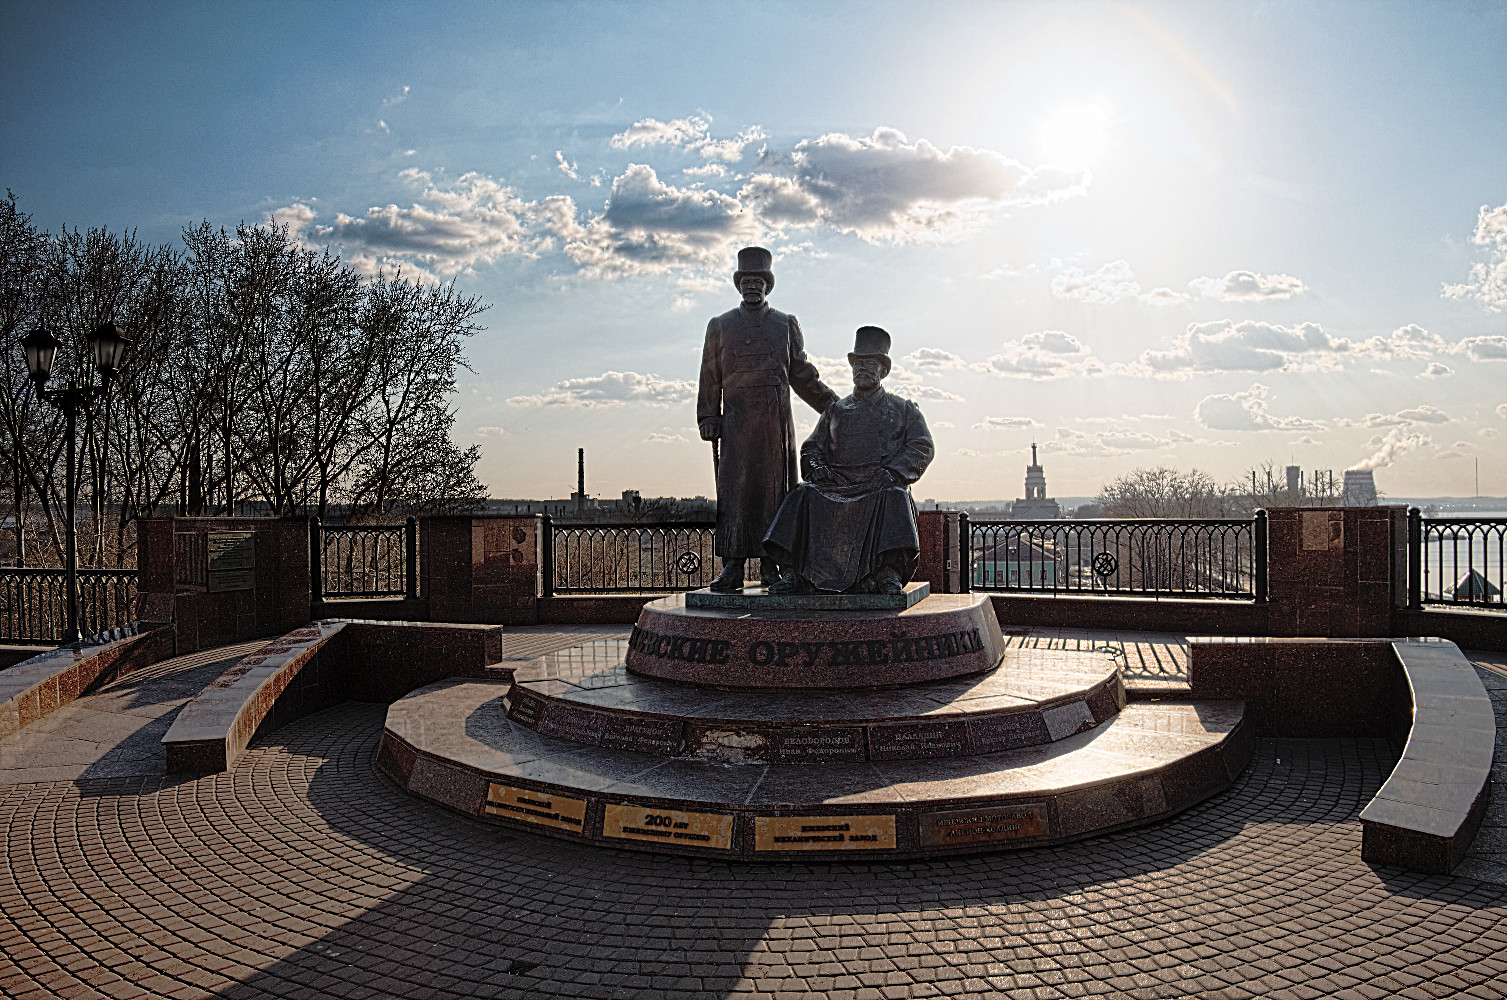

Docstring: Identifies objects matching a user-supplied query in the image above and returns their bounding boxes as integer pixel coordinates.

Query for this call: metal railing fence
[545,517,719,594]
[314,517,418,599]
[965,512,1266,601]
[0,568,139,643]
[1410,509,1507,609]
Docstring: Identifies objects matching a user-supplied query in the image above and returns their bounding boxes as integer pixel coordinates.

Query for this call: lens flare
[1041,104,1108,169]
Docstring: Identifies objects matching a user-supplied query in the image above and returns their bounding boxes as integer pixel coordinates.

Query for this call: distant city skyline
[3,1,1504,500]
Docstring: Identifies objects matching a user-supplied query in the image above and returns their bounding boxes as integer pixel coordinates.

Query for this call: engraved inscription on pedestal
[867,720,971,760]
[753,814,897,851]
[507,691,545,728]
[918,803,1049,848]
[602,803,734,850]
[535,703,606,744]
[483,782,587,833]
[768,726,865,763]
[968,710,1050,754]
[601,715,683,755]
[207,531,255,593]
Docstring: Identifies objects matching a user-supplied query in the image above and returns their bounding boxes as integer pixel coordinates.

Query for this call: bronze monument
[698,246,838,591]
[763,326,935,594]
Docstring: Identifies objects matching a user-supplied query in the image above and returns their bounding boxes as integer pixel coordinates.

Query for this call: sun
[1041,104,1108,170]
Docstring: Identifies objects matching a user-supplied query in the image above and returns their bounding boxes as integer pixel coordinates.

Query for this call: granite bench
[1189,635,1494,874]
[162,618,503,773]
[0,625,175,741]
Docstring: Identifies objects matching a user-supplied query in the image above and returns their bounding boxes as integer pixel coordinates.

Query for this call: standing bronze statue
[698,246,839,591]
[764,326,935,594]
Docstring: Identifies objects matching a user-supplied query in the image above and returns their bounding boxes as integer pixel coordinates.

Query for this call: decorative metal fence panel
[0,568,139,643]
[317,520,417,599]
[966,515,1264,600]
[549,521,719,593]
[1412,512,1507,609]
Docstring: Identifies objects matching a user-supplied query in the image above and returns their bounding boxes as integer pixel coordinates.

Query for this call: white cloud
[1497,403,1507,419]
[974,331,1104,380]
[376,119,390,134]
[1143,320,1356,374]
[1194,383,1322,431]
[1351,427,1431,471]
[1419,362,1454,379]
[555,152,580,181]
[610,116,709,149]
[507,371,697,409]
[904,348,965,370]
[1355,324,1447,358]
[645,432,688,444]
[381,85,410,108]
[1049,260,1189,306]
[931,420,954,429]
[563,164,757,278]
[683,163,729,178]
[1442,201,1507,311]
[891,383,965,403]
[1189,270,1307,301]
[972,416,1037,429]
[1048,426,1190,457]
[1454,335,1507,361]
[694,126,767,163]
[474,426,507,437]
[741,127,1088,242]
[1337,405,1450,428]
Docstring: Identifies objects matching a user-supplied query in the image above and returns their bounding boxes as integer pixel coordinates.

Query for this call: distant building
[1342,469,1377,506]
[1012,443,1062,520]
[972,535,1059,588]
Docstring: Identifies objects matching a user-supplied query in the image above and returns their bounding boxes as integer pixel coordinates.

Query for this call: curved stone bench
[1190,635,1494,874]
[0,625,174,741]
[163,619,503,773]
[1359,640,1495,874]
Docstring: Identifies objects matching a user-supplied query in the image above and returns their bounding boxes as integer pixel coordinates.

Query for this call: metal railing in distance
[967,515,1263,600]
[0,568,139,644]
[318,518,417,599]
[551,521,719,594]
[1412,510,1506,609]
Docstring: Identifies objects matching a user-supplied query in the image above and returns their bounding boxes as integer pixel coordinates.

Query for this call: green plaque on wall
[207,532,255,593]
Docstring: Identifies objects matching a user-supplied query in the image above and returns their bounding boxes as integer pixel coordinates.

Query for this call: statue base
[626,591,1005,691]
[685,581,929,611]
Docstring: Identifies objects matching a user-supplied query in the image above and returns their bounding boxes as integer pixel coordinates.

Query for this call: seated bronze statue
[763,326,935,595]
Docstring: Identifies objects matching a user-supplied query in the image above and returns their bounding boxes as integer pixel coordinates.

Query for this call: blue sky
[4,0,1505,500]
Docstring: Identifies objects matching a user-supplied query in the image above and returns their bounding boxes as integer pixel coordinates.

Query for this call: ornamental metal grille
[1413,514,1507,609]
[318,523,414,598]
[0,568,139,643]
[966,517,1263,600]
[548,522,719,594]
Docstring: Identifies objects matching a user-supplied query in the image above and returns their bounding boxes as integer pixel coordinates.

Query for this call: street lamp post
[18,323,132,644]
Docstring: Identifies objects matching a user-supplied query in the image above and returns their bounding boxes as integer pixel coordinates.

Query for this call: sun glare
[1041,104,1108,169]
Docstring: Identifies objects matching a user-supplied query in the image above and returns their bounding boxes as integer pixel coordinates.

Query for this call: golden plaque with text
[753,814,896,851]
[484,782,586,833]
[602,803,734,850]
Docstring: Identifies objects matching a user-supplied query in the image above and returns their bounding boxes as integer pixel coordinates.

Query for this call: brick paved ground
[2,629,1507,999]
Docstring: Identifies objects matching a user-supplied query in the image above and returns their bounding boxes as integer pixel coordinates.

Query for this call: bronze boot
[708,558,745,592]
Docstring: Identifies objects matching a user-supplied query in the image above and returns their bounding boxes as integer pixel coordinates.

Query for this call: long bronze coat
[698,303,837,558]
[763,387,935,591]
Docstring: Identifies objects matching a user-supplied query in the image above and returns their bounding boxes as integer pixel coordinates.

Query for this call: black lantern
[19,327,63,385]
[89,322,132,379]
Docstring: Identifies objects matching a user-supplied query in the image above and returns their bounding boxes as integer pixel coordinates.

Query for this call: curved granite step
[506,639,1124,763]
[379,679,1249,860]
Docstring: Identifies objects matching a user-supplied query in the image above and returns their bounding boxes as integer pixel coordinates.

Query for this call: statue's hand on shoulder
[698,417,721,441]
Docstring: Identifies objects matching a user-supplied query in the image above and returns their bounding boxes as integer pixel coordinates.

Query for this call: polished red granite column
[1265,505,1407,637]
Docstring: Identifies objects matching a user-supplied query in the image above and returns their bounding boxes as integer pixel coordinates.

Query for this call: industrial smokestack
[577,448,585,499]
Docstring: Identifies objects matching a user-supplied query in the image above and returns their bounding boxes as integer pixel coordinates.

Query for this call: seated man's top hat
[848,325,892,376]
[732,246,775,292]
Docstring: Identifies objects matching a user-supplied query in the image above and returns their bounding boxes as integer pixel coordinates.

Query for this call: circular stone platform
[626,591,1007,690]
[507,639,1124,763]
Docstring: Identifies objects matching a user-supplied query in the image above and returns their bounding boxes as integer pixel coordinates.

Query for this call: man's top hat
[732,246,775,292]
[848,325,892,374]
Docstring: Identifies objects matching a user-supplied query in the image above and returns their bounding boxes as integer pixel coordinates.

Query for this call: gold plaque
[602,803,733,850]
[753,814,896,851]
[919,804,1049,848]
[483,782,586,832]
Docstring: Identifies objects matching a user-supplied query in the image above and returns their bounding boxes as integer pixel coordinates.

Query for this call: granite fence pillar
[420,515,542,625]
[915,510,962,594]
[1265,505,1407,637]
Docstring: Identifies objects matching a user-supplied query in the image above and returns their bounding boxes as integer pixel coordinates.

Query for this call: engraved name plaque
[602,804,733,850]
[483,782,586,833]
[918,803,1049,848]
[207,532,255,593]
[753,814,896,851]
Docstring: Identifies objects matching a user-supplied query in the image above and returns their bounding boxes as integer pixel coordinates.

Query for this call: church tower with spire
[1012,443,1062,519]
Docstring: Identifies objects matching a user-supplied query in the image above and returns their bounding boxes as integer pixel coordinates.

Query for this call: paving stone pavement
[2,633,1507,998]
